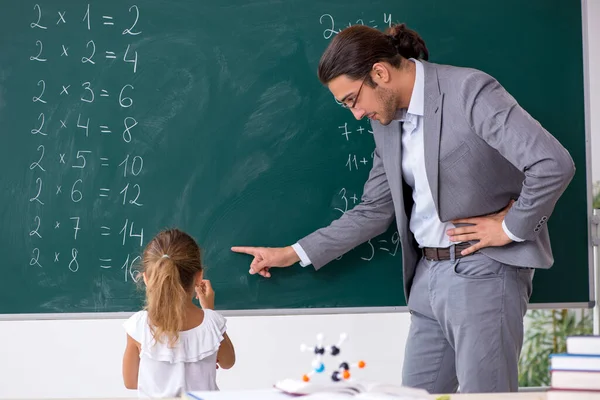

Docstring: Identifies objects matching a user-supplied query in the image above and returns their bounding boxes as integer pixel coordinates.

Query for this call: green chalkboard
[0,0,591,317]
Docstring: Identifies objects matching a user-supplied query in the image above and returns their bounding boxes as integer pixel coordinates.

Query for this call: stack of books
[547,335,600,399]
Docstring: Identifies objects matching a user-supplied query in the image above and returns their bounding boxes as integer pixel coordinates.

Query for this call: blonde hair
[141,228,202,347]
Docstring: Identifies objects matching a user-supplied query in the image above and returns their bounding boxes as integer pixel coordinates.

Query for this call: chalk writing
[319,12,393,40]
[26,3,146,281]
[331,115,398,263]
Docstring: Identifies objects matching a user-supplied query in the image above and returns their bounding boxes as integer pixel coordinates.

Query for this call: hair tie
[162,254,170,259]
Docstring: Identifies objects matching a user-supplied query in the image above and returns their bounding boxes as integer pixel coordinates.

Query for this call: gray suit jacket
[298,61,576,301]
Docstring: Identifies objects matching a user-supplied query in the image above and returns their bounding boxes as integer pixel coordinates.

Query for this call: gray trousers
[402,250,534,394]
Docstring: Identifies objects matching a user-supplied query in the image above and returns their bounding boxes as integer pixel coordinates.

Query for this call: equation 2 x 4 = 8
[31,112,139,143]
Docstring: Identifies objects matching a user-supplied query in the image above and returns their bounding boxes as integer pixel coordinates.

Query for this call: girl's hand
[195,279,215,310]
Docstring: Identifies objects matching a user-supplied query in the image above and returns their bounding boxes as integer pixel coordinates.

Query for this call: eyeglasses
[339,76,367,109]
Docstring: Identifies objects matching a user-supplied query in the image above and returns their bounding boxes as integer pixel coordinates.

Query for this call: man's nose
[351,108,366,120]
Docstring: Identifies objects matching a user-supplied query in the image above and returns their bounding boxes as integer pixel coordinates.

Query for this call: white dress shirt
[398,59,455,248]
[293,59,522,267]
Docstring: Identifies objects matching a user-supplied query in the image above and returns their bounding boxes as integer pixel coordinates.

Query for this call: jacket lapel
[382,120,402,198]
[422,61,443,214]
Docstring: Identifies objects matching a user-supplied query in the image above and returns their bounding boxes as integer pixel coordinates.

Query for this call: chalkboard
[0,0,592,317]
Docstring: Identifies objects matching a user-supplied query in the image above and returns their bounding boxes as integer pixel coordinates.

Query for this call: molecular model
[299,333,366,382]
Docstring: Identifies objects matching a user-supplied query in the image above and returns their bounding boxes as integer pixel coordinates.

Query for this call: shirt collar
[394,58,425,120]
[408,58,425,117]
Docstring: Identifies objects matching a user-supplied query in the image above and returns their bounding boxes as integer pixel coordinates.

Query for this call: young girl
[122,228,235,398]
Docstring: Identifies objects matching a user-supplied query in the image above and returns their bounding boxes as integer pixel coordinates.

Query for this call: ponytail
[141,229,203,348]
[385,23,429,61]
[318,23,429,85]
[145,257,188,347]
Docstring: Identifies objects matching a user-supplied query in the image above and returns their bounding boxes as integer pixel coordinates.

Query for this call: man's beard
[375,86,398,126]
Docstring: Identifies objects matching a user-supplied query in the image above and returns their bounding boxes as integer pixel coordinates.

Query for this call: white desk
[185,389,290,400]
[441,394,546,400]
[184,389,547,400]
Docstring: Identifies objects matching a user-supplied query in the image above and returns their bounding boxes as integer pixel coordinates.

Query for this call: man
[232,24,575,393]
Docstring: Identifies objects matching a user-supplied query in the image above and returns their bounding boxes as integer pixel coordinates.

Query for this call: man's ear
[372,62,391,84]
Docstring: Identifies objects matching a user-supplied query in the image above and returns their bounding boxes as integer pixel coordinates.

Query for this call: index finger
[451,218,478,225]
[231,246,258,256]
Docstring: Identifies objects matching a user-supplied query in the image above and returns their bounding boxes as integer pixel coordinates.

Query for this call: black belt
[422,242,472,261]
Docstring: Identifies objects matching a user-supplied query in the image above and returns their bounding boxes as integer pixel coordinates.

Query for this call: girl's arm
[122,334,140,389]
[217,332,236,369]
[195,280,235,369]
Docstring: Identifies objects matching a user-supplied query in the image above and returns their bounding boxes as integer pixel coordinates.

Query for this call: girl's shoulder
[123,310,149,343]
[198,308,226,332]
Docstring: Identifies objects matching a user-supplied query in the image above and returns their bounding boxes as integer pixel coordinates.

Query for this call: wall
[0,313,410,398]
[0,1,598,398]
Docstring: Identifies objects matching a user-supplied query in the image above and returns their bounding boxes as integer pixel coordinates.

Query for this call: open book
[273,378,430,399]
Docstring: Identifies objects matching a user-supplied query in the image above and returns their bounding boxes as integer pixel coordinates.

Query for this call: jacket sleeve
[460,71,575,241]
[297,146,395,270]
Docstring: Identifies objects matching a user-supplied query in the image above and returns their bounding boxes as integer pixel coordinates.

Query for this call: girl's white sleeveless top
[123,308,226,398]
